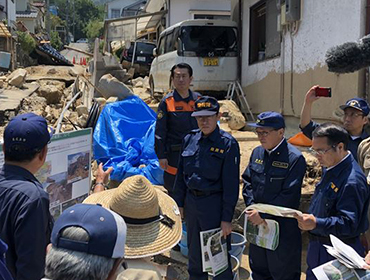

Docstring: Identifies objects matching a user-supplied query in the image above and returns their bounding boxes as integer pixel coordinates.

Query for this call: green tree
[84,19,103,40]
[50,31,63,50]
[16,31,36,54]
[54,0,104,40]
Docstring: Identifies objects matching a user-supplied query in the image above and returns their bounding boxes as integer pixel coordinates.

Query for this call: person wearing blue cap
[0,113,54,280]
[242,111,307,280]
[44,203,127,280]
[173,96,240,280]
[294,123,369,280]
[300,85,369,161]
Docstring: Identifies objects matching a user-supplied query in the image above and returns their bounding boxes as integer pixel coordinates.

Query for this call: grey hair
[45,226,115,280]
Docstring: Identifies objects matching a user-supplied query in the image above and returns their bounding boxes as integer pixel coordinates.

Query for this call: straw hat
[83,175,182,259]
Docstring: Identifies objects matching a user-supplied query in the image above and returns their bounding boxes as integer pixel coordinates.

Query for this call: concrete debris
[76,105,89,117]
[98,74,134,100]
[219,100,246,130]
[37,81,65,105]
[132,87,152,104]
[7,68,27,88]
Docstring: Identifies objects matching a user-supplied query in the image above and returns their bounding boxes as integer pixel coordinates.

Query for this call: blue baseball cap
[340,97,370,116]
[52,204,127,258]
[4,113,54,152]
[248,111,285,129]
[191,96,220,117]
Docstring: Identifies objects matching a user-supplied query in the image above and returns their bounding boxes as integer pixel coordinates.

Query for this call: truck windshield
[179,26,237,57]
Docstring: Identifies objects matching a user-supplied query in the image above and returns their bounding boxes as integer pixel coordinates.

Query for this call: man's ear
[337,142,344,151]
[38,146,48,161]
[46,243,52,254]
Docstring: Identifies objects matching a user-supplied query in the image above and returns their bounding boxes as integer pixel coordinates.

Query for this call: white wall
[241,0,365,87]
[7,0,16,25]
[106,0,138,18]
[15,0,27,12]
[168,0,231,26]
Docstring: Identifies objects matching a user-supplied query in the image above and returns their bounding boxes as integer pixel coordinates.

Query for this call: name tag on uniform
[272,161,289,169]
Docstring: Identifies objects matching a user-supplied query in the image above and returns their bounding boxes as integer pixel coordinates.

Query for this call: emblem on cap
[349,100,360,107]
[197,102,211,108]
[256,119,264,125]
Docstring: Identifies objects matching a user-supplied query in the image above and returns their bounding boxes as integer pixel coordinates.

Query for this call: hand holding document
[200,228,228,277]
[241,203,303,218]
[313,234,370,280]
[244,217,279,251]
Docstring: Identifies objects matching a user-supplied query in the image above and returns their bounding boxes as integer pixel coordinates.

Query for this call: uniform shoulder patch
[157,111,164,119]
[272,161,289,169]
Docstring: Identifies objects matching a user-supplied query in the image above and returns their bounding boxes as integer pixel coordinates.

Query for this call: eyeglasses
[254,129,276,137]
[309,145,336,156]
[173,74,189,80]
[343,112,364,118]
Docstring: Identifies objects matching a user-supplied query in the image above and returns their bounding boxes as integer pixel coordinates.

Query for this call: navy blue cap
[339,97,370,116]
[4,113,54,152]
[248,111,285,129]
[191,96,220,117]
[51,204,127,258]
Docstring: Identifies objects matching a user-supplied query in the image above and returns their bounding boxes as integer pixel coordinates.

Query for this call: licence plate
[203,57,218,66]
[137,56,146,62]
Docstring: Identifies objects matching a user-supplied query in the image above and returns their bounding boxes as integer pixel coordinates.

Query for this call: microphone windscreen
[326,35,370,73]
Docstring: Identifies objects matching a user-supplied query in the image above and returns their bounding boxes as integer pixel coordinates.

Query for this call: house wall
[15,0,27,12]
[106,0,138,18]
[239,0,366,121]
[7,0,16,25]
[21,18,36,33]
[168,0,231,26]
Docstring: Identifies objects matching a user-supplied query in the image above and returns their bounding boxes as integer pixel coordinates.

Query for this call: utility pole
[46,0,51,35]
[66,0,69,43]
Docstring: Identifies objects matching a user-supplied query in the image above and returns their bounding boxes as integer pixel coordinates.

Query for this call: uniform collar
[2,163,39,183]
[173,89,194,102]
[323,152,353,177]
[200,126,220,142]
[266,137,286,155]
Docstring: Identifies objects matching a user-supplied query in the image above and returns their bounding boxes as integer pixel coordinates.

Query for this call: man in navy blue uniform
[155,63,201,196]
[300,85,369,161]
[295,123,370,280]
[0,113,54,280]
[242,111,307,280]
[173,96,240,280]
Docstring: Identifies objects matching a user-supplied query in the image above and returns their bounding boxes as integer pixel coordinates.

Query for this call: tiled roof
[0,22,11,38]
[16,11,38,18]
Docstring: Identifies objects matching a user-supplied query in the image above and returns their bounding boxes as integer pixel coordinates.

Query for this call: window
[165,32,174,53]
[194,14,230,20]
[157,37,165,55]
[249,0,280,64]
[111,9,121,19]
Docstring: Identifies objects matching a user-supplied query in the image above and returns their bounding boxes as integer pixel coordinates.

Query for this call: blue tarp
[93,96,163,185]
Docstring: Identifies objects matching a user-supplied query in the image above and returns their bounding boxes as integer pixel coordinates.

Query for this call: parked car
[149,19,238,96]
[120,40,156,77]
[76,38,88,43]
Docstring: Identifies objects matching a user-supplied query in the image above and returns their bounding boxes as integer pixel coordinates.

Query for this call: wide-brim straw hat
[83,175,182,259]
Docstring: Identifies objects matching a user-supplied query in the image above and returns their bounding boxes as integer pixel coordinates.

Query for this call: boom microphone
[326,34,370,73]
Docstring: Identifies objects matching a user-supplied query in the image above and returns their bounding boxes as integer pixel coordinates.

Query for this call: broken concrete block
[38,84,63,104]
[47,68,57,75]
[219,100,246,130]
[76,105,89,117]
[98,74,133,100]
[7,69,27,88]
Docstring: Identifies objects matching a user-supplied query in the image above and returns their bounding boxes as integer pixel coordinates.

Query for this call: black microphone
[326,34,370,73]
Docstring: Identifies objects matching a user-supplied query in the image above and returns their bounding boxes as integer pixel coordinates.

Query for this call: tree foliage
[16,31,36,54]
[84,19,104,40]
[50,31,63,50]
[54,0,104,40]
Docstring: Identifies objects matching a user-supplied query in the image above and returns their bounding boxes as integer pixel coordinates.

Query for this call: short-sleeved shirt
[0,164,53,280]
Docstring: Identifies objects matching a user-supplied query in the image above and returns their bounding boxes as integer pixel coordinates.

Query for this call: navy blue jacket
[242,139,307,210]
[155,90,201,159]
[0,239,12,280]
[0,164,53,280]
[300,120,368,161]
[173,127,240,222]
[309,153,369,238]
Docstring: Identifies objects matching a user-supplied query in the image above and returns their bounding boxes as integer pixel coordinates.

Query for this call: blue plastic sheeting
[93,96,164,185]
